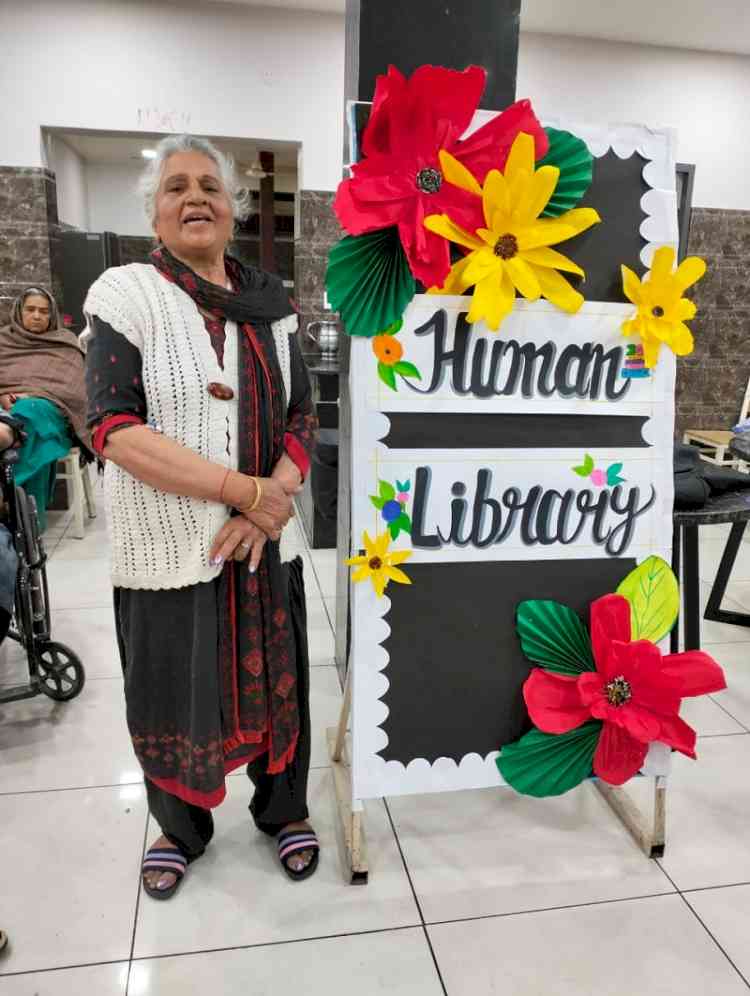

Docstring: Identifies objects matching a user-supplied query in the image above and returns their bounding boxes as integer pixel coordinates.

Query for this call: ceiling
[51,130,299,173]
[208,0,750,56]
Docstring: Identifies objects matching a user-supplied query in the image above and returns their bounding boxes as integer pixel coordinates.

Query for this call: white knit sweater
[84,263,298,590]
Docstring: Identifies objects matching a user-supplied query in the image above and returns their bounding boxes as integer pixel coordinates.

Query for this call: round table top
[674,489,750,525]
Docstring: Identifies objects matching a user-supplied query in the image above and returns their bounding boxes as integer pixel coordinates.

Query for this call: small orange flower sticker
[372,334,403,366]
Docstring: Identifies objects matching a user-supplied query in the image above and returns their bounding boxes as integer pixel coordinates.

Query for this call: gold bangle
[248,476,262,512]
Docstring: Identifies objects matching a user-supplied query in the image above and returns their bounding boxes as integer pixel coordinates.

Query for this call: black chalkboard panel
[562,149,648,303]
[384,412,649,450]
[379,557,636,764]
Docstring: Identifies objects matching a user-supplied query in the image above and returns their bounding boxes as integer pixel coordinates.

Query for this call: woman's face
[21,294,51,334]
[153,152,234,261]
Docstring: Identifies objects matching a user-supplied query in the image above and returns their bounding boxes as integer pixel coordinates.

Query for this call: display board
[345,120,679,800]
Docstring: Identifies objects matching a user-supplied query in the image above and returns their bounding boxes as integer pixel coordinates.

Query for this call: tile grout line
[656,861,750,991]
[5,923,422,977]
[125,806,152,992]
[0,763,334,799]
[706,695,750,734]
[382,798,449,996]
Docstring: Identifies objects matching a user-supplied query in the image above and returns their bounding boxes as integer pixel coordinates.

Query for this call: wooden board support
[595,776,667,858]
[327,672,369,884]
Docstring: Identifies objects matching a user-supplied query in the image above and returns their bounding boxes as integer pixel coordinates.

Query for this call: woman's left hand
[210,517,267,572]
[272,453,303,496]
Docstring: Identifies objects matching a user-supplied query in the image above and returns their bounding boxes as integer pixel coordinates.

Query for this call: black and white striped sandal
[276,827,320,881]
[141,844,188,900]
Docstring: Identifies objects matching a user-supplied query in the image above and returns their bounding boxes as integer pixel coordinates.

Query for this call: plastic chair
[57,448,97,539]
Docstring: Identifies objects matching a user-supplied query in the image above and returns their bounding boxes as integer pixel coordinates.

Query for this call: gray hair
[137,134,250,226]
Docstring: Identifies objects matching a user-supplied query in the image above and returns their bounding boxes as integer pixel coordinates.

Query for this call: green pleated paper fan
[516,600,595,676]
[538,127,594,217]
[326,228,416,339]
[497,721,602,797]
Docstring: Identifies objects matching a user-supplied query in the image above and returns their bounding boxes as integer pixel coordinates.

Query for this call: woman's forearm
[103,425,254,507]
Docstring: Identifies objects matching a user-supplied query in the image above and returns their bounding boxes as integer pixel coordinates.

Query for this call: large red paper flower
[334,64,548,289]
[523,594,726,785]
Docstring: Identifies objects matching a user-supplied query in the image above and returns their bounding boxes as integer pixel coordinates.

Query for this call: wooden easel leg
[594,776,667,858]
[327,670,369,884]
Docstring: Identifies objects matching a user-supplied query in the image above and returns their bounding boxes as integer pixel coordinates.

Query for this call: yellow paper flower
[346,531,412,598]
[621,246,706,368]
[423,132,601,330]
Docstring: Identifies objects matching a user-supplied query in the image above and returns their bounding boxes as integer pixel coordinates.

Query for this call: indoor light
[140,148,157,159]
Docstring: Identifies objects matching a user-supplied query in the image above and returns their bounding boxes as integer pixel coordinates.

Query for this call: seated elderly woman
[83,134,319,900]
[0,287,90,531]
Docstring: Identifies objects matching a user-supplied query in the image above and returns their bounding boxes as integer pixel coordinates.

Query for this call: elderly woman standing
[84,135,319,899]
[0,287,90,531]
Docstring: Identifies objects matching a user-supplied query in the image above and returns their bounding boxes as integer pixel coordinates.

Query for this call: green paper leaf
[616,555,679,643]
[378,480,396,501]
[606,462,626,486]
[396,479,411,493]
[383,318,403,336]
[393,360,422,380]
[538,128,594,218]
[497,721,602,797]
[572,453,594,477]
[370,495,386,510]
[326,229,416,338]
[396,512,412,535]
[389,521,400,540]
[378,362,397,391]
[517,600,595,674]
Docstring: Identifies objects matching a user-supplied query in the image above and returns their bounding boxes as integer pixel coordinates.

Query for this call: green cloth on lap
[11,397,72,532]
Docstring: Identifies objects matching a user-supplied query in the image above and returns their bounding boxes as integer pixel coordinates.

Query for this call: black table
[672,487,750,651]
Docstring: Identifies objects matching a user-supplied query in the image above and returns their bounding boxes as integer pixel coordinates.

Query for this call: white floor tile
[387,781,673,923]
[133,770,419,958]
[628,734,750,891]
[704,642,750,729]
[46,557,113,610]
[699,538,750,585]
[680,692,746,737]
[306,595,335,666]
[0,676,141,793]
[50,606,122,680]
[309,550,338,598]
[723,580,750,614]
[129,929,442,996]
[0,786,146,974]
[428,894,748,996]
[309,664,342,768]
[685,884,750,983]
[0,963,128,995]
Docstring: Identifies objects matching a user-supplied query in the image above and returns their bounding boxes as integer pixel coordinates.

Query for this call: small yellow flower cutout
[346,531,412,598]
[423,132,601,330]
[621,246,706,368]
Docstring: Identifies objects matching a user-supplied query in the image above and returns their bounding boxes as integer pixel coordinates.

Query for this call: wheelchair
[0,443,85,704]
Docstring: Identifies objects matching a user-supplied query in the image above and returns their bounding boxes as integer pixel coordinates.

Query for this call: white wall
[518,33,750,210]
[1,0,344,192]
[45,135,89,229]
[3,2,750,209]
[86,163,147,236]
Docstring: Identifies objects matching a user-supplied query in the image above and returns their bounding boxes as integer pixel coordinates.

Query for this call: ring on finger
[239,541,251,551]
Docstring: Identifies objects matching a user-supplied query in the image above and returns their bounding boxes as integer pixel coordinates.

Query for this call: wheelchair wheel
[36,642,85,701]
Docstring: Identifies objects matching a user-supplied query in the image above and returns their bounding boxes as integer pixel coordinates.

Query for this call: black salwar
[114,556,312,860]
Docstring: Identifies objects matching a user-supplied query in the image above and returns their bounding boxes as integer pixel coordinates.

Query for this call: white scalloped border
[350,119,678,802]
[539,117,679,268]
